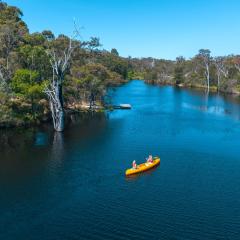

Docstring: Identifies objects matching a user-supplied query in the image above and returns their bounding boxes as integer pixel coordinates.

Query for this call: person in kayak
[146,155,153,163]
[132,160,137,169]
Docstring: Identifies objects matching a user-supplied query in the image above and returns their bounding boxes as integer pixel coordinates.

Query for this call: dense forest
[0,1,240,130]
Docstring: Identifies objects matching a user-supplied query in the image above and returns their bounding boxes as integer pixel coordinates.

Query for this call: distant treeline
[141,51,240,95]
[0,1,239,128]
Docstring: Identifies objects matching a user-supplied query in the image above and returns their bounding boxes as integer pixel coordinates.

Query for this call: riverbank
[178,83,240,95]
[0,78,130,129]
[2,79,240,129]
[145,80,240,96]
[0,99,105,129]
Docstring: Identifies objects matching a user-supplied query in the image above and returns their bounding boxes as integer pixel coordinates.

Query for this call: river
[0,80,240,240]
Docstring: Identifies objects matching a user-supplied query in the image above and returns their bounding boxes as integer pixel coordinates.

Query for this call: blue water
[0,80,240,239]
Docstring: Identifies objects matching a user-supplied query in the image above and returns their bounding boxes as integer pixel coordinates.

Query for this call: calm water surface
[0,80,240,240]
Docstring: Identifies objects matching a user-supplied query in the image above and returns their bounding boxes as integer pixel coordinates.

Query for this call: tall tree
[44,32,80,132]
[214,57,229,91]
[11,69,45,116]
[0,1,28,84]
[174,56,185,85]
[198,49,211,92]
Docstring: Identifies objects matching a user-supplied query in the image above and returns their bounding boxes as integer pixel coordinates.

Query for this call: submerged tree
[44,30,80,132]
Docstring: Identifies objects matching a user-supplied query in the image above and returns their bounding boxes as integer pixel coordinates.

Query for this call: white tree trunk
[214,57,228,92]
[45,81,64,132]
[45,26,81,131]
[217,71,221,91]
[55,81,64,132]
[50,99,64,132]
[206,64,210,92]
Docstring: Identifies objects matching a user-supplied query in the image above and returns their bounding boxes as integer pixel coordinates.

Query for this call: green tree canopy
[11,69,45,100]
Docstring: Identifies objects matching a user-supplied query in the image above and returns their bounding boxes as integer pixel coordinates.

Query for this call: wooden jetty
[119,104,132,109]
[111,104,132,110]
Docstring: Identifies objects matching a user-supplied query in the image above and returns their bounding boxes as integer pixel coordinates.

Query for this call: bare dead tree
[214,57,229,91]
[44,27,80,132]
[198,49,211,92]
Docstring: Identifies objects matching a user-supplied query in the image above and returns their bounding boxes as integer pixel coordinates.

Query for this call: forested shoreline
[143,51,240,95]
[0,1,131,128]
[0,1,240,129]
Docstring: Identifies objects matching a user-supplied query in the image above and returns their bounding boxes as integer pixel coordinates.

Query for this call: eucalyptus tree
[174,56,185,85]
[198,49,211,92]
[0,1,27,92]
[0,25,16,71]
[42,30,55,42]
[0,1,28,71]
[70,63,109,109]
[18,44,51,81]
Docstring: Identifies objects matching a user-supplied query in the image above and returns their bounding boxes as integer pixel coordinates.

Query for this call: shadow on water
[0,112,109,189]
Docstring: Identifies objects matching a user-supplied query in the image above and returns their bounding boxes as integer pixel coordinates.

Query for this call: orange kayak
[125,157,160,176]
